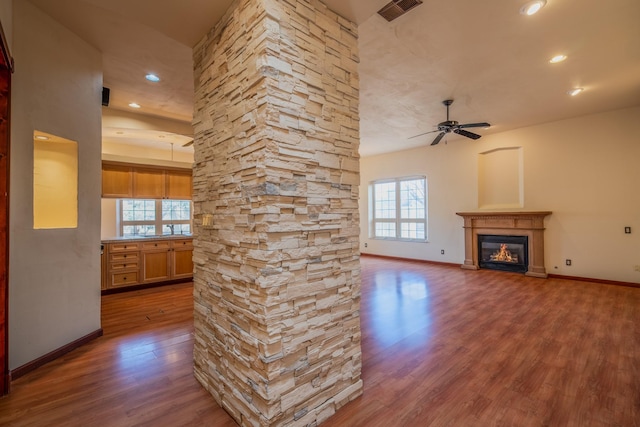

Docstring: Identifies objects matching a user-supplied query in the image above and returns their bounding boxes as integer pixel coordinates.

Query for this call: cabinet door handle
[124,255,127,258]
[154,243,158,247]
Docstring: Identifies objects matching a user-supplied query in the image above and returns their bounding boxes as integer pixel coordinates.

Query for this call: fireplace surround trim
[456,211,552,278]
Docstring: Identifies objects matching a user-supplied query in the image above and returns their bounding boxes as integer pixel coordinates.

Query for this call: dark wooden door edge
[9,329,103,383]
[0,16,11,396]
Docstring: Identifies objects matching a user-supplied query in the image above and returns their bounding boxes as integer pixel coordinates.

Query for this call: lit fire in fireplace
[490,243,519,263]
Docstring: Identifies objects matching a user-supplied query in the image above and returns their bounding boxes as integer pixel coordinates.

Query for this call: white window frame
[119,199,192,237]
[370,176,428,242]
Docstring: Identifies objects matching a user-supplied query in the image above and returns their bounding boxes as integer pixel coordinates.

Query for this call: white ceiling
[27,0,640,157]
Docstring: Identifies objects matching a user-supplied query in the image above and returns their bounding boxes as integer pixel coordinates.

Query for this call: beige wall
[100,199,118,238]
[360,106,640,284]
[9,1,103,369]
[102,107,193,137]
[102,141,193,165]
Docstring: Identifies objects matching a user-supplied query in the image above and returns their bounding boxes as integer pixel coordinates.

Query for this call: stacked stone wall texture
[192,0,362,425]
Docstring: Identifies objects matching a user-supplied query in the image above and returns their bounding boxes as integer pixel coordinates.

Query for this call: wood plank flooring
[1,256,639,426]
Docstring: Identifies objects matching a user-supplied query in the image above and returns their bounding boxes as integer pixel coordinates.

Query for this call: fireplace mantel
[456,211,552,278]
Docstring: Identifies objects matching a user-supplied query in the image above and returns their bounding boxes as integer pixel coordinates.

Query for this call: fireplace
[456,211,551,278]
[478,235,528,273]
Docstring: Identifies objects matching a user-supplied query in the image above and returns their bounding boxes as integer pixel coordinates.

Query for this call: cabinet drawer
[109,261,139,271]
[111,271,139,287]
[141,240,171,250]
[109,242,141,252]
[171,239,193,249]
[110,252,139,262]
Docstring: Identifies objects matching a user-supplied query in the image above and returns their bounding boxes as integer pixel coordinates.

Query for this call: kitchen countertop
[102,234,193,243]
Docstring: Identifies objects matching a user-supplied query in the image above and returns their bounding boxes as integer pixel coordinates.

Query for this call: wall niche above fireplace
[456,211,551,278]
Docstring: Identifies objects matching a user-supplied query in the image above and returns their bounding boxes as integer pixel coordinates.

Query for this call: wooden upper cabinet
[102,164,132,198]
[133,168,165,199]
[102,162,193,200]
[165,170,192,199]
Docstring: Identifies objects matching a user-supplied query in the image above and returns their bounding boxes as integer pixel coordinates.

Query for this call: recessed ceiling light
[128,103,141,109]
[145,74,160,82]
[35,135,49,140]
[520,0,546,15]
[549,54,567,63]
[567,88,584,96]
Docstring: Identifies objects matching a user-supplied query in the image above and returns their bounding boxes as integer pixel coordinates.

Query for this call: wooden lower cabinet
[142,251,171,282]
[142,240,172,283]
[101,244,107,290]
[107,242,140,289]
[103,238,193,291]
[172,239,194,280]
[112,271,140,287]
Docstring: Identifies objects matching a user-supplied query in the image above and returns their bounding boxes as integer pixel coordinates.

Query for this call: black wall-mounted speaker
[102,87,110,107]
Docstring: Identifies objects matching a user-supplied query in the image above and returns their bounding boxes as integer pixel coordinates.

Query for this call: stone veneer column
[192,0,362,425]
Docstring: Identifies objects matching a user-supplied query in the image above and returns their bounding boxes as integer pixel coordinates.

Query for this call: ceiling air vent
[377,0,423,22]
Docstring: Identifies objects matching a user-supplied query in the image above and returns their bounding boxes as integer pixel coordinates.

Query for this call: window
[371,177,427,241]
[120,199,191,237]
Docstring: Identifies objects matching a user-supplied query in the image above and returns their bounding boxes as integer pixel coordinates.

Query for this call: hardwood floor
[1,283,236,427]
[1,256,639,426]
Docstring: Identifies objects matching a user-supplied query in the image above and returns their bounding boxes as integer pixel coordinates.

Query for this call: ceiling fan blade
[408,129,438,140]
[454,129,482,140]
[458,122,490,129]
[182,140,194,147]
[431,132,446,145]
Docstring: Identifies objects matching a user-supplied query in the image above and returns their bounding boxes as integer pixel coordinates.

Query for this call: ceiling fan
[409,99,491,145]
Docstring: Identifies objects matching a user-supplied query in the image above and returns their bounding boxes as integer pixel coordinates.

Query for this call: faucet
[168,224,175,235]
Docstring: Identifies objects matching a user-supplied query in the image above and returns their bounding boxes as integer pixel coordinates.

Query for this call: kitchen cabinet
[106,241,141,288]
[133,168,165,199]
[171,239,194,280]
[101,244,107,290]
[102,162,193,200]
[141,240,172,283]
[102,164,132,198]
[165,170,192,199]
[102,237,193,292]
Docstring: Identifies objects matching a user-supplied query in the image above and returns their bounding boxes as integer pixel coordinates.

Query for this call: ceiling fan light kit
[549,54,567,64]
[520,0,547,16]
[145,73,161,82]
[409,99,491,146]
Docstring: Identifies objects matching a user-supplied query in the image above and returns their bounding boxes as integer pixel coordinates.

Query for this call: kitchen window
[120,199,191,237]
[371,177,427,241]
